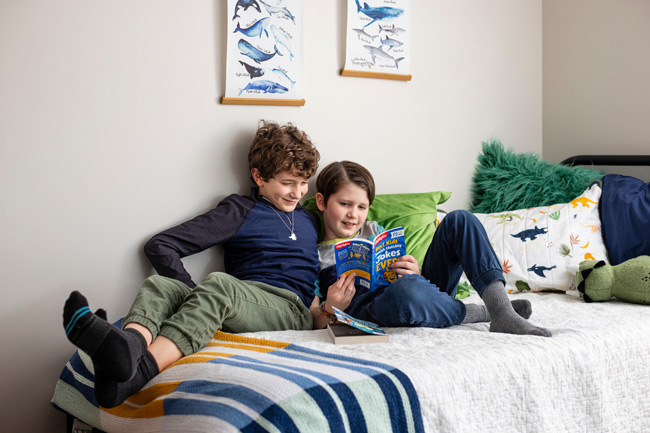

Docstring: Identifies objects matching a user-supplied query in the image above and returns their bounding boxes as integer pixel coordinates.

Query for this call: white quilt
[246,291,650,433]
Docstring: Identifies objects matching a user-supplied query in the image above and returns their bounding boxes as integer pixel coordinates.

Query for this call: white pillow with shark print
[473,182,609,293]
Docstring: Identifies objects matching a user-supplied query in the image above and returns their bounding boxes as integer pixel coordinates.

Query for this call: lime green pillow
[303,191,451,265]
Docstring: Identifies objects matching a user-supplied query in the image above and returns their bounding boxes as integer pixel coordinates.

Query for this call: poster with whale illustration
[222,0,304,106]
[342,0,411,81]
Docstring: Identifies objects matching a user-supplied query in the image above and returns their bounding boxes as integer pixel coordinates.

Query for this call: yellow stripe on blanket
[211,330,290,348]
[103,382,180,418]
[171,331,291,366]
[103,332,290,417]
[57,329,425,432]
[172,352,236,365]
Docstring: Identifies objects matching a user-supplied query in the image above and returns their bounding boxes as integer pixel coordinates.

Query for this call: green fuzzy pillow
[469,140,604,213]
[303,191,451,266]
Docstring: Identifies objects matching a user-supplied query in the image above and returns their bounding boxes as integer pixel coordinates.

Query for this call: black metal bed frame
[561,155,650,167]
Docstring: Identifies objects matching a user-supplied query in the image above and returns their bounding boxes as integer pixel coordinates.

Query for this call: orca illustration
[232,0,261,20]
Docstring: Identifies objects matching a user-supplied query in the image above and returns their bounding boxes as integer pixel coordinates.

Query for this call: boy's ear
[315,192,326,211]
[251,168,265,187]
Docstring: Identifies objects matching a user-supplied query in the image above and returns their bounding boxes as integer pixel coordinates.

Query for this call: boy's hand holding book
[391,254,422,277]
[334,226,407,291]
[324,272,357,314]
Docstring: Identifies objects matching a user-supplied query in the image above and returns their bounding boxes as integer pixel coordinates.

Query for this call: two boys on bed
[62,121,551,408]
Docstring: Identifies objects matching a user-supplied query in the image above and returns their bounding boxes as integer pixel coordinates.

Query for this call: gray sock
[462,299,533,324]
[462,304,490,323]
[511,299,532,320]
[481,281,552,337]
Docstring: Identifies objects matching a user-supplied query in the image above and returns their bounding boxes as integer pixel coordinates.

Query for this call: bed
[52,144,650,433]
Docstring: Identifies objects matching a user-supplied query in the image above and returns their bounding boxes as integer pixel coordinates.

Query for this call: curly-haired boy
[62,120,321,407]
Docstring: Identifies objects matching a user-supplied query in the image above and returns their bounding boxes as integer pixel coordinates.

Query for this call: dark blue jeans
[345,210,505,328]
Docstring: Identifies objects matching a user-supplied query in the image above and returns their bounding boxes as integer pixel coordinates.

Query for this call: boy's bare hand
[325,273,357,313]
[392,255,421,277]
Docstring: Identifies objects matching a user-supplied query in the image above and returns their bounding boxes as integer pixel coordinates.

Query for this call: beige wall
[0,1,542,430]
[543,0,650,180]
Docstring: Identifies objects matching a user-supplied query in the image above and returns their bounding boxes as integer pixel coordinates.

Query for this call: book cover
[334,226,406,291]
[327,323,389,344]
[326,306,388,344]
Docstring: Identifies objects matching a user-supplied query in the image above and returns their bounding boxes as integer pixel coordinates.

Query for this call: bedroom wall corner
[543,0,650,181]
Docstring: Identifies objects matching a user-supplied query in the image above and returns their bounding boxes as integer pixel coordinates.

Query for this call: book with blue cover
[327,306,388,344]
[334,226,406,291]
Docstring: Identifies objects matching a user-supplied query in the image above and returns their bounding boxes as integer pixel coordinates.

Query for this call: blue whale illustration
[239,80,288,96]
[355,0,404,28]
[238,39,278,64]
[234,17,270,38]
[527,264,557,278]
[232,0,261,20]
[239,61,265,79]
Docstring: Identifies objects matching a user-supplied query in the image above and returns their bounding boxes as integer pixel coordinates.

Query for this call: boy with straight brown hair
[62,120,321,408]
[311,161,551,337]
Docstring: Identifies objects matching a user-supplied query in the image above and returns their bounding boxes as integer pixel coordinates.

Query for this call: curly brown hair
[316,161,375,206]
[248,120,320,181]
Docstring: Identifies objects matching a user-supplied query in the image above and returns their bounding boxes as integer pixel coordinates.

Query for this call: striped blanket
[52,331,424,433]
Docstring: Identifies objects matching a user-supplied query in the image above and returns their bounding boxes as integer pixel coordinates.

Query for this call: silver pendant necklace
[261,196,297,240]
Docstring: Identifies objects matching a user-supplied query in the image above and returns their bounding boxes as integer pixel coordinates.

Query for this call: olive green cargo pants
[122,272,313,355]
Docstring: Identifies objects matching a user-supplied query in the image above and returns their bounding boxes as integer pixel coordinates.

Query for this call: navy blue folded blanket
[600,174,650,265]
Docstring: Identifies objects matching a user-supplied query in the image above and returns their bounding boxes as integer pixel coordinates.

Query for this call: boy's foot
[63,291,147,381]
[482,282,552,337]
[489,312,552,337]
[94,351,159,408]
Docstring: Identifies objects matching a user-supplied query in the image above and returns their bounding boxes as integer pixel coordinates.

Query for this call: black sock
[94,351,160,408]
[63,291,147,381]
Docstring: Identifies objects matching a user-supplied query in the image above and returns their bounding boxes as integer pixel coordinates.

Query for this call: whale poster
[342,0,411,81]
[222,0,304,105]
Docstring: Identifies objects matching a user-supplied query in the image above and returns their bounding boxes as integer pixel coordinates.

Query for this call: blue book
[327,306,388,344]
[334,226,406,291]
[331,306,387,336]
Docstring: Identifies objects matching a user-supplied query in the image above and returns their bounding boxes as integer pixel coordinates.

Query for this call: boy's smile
[253,169,309,213]
[316,183,370,241]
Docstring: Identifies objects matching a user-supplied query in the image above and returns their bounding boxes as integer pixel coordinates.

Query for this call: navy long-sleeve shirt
[144,188,320,308]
